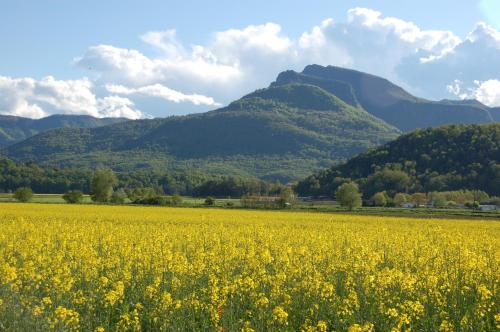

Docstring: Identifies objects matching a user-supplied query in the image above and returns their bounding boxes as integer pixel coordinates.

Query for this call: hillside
[275,65,495,131]
[0,114,127,148]
[2,83,400,181]
[296,123,500,196]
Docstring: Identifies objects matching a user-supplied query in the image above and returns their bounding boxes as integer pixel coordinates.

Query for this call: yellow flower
[272,306,288,325]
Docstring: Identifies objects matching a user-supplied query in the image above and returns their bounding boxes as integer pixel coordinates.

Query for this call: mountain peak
[241,83,352,112]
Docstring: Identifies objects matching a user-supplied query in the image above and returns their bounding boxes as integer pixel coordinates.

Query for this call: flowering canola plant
[0,203,498,331]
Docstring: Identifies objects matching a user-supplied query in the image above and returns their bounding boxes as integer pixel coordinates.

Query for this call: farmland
[0,203,498,331]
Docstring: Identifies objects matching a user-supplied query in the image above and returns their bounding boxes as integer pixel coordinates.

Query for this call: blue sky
[1,0,500,118]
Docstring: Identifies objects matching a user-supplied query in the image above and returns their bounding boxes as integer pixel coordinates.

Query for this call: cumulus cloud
[299,8,460,77]
[0,75,145,119]
[106,83,221,106]
[3,7,500,118]
[472,80,500,106]
[74,8,467,106]
[449,79,500,107]
[397,22,500,102]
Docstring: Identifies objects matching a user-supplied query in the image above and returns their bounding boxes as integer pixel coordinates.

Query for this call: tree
[14,187,33,202]
[62,190,83,204]
[393,193,410,207]
[126,187,156,203]
[411,193,427,207]
[91,168,117,202]
[336,182,362,211]
[429,192,446,208]
[277,187,295,208]
[170,195,183,206]
[363,167,411,197]
[372,192,388,207]
[205,197,216,206]
[110,189,127,204]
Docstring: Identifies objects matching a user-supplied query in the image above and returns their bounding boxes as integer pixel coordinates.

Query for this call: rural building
[479,205,497,211]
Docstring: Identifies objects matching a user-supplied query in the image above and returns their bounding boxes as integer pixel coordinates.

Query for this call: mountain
[296,123,500,196]
[2,83,401,182]
[275,65,495,131]
[0,114,127,148]
[490,108,500,121]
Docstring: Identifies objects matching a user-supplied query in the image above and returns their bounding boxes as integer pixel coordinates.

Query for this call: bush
[393,193,410,207]
[62,190,84,204]
[446,201,457,207]
[205,197,216,206]
[464,201,480,210]
[126,187,156,202]
[14,187,33,202]
[110,189,127,204]
[135,196,168,206]
[170,195,183,206]
[372,192,388,207]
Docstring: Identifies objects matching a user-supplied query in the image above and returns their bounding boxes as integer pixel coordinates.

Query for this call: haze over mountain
[0,114,127,148]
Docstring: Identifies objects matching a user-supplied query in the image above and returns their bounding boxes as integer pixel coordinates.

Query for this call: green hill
[296,123,500,196]
[0,114,127,148]
[2,83,400,182]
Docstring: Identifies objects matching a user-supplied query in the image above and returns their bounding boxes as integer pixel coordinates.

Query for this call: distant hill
[0,114,127,148]
[2,83,400,182]
[296,123,500,196]
[276,65,495,131]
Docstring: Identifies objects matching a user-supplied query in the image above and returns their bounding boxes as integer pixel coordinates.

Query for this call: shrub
[14,187,33,202]
[135,196,168,206]
[110,189,127,204]
[62,190,84,204]
[372,192,388,207]
[126,187,156,202]
[205,197,216,206]
[170,195,183,206]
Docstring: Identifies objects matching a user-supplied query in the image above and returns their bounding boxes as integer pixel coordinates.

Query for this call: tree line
[0,156,288,198]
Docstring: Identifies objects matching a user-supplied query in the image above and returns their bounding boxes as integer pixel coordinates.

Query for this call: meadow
[0,203,498,331]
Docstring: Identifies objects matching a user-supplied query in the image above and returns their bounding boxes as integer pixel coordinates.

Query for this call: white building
[479,205,497,211]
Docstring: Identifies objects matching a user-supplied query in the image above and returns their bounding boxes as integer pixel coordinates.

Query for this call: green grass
[0,193,498,220]
[0,193,93,204]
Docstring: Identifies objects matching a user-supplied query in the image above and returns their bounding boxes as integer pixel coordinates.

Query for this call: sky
[1,0,500,119]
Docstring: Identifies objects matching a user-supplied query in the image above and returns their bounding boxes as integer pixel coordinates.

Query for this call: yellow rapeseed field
[0,203,498,331]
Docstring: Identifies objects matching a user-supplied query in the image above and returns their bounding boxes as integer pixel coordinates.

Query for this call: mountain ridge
[2,82,401,181]
[281,65,495,131]
[0,114,127,148]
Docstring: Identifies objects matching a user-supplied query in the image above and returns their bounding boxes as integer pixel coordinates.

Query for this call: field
[0,204,498,331]
[1,193,498,220]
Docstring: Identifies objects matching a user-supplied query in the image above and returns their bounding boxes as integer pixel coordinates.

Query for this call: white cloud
[299,8,460,79]
[106,83,221,106]
[97,96,146,119]
[74,8,466,106]
[3,8,500,118]
[471,80,500,106]
[397,22,500,100]
[0,75,145,119]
